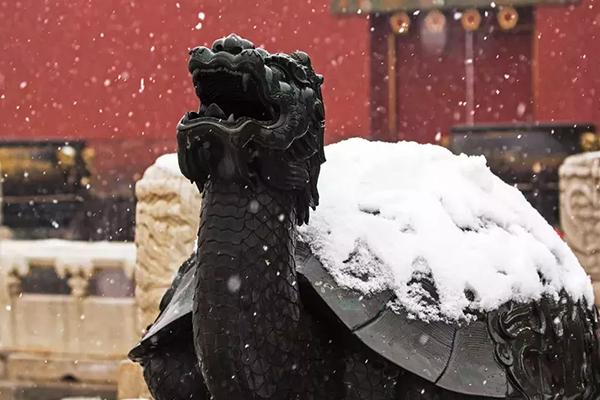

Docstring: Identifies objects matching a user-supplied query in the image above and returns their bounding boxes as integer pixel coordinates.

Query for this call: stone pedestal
[118,154,202,399]
[559,151,600,304]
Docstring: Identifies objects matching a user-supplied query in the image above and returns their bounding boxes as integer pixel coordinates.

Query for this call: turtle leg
[341,346,399,399]
[140,326,210,400]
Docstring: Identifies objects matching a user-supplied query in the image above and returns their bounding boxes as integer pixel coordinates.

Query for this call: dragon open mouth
[188,65,278,126]
[177,34,325,210]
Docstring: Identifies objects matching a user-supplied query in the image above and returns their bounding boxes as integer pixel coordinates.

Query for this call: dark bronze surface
[488,295,600,398]
[129,34,600,399]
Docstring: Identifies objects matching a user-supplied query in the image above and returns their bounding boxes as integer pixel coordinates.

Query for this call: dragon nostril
[211,37,225,52]
[230,46,243,55]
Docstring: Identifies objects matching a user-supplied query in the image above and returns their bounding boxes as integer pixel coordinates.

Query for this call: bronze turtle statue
[129,34,600,399]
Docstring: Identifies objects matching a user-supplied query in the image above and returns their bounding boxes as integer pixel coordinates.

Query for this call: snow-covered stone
[559,150,600,305]
[299,138,593,321]
[134,154,201,331]
[154,153,182,177]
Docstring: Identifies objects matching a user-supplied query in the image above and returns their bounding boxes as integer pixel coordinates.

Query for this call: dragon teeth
[205,103,226,118]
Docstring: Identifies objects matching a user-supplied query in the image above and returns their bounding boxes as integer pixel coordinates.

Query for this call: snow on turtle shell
[296,138,599,396]
[298,138,593,321]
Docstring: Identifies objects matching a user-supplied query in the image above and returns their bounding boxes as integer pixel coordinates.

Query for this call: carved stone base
[134,154,202,333]
[559,151,600,304]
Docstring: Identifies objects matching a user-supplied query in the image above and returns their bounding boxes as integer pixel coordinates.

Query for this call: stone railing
[559,151,600,304]
[118,154,201,399]
[0,239,136,399]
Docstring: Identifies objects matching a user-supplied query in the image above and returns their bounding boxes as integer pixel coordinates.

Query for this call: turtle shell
[295,242,600,398]
[128,257,196,361]
[295,242,505,397]
[130,243,600,398]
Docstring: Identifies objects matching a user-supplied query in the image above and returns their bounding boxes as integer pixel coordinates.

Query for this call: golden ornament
[390,11,411,34]
[461,9,481,31]
[497,6,519,30]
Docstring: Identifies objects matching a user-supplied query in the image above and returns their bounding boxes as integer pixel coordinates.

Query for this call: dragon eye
[293,67,307,82]
[270,65,287,82]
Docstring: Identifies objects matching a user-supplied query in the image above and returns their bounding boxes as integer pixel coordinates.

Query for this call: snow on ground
[299,138,594,321]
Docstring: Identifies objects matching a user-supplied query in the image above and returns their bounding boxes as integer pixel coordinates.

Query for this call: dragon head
[177,33,325,224]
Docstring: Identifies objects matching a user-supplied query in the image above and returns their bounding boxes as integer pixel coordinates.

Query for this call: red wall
[393,16,468,143]
[2,0,598,192]
[0,0,369,191]
[535,0,600,125]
